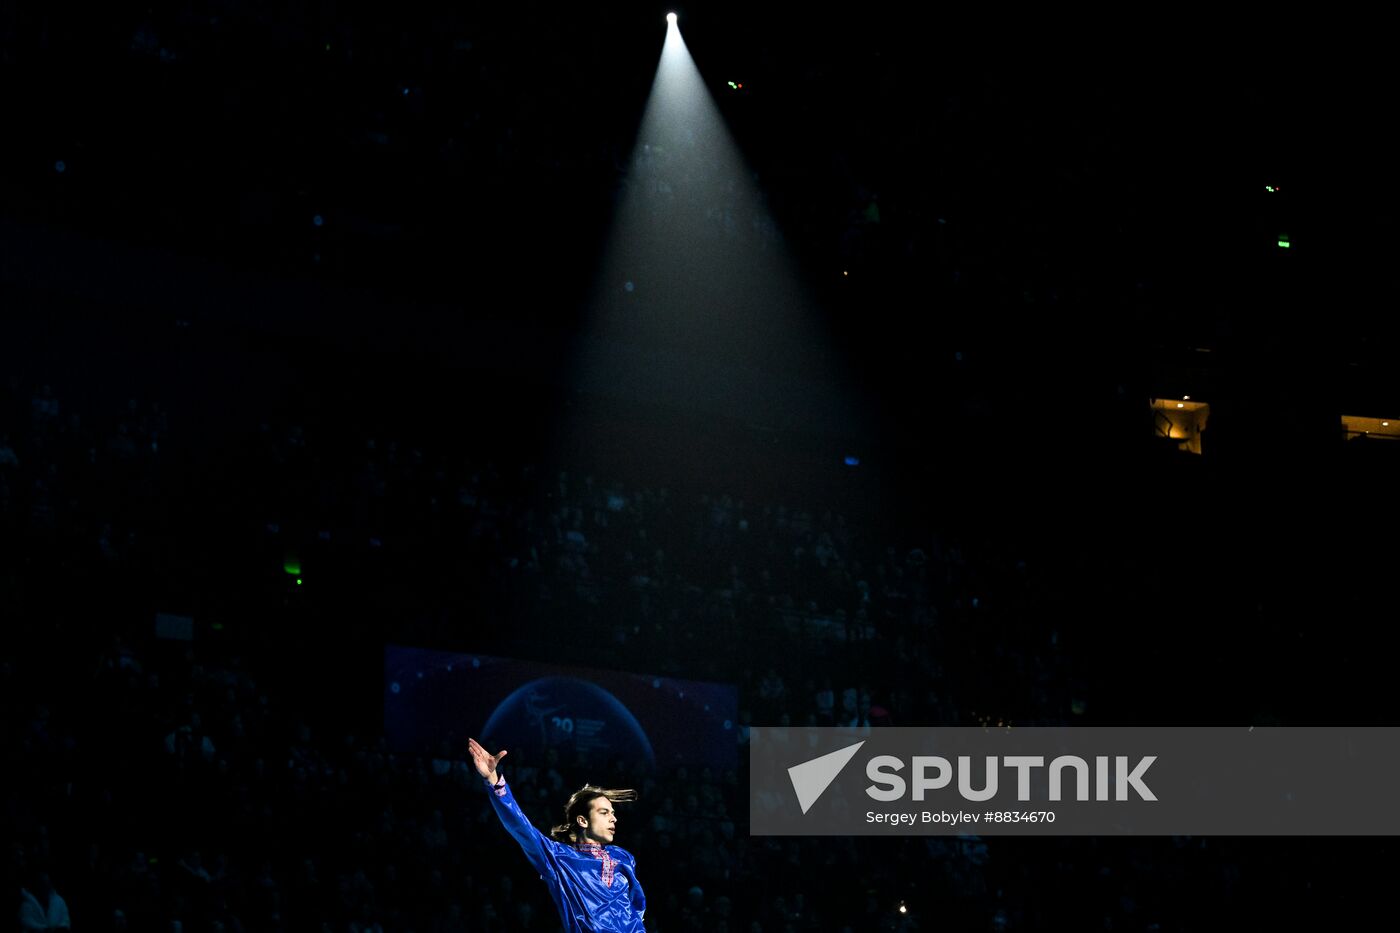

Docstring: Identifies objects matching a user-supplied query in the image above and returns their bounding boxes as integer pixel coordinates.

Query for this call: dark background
[3,4,1397,931]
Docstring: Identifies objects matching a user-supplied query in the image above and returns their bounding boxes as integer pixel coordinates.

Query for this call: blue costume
[486,777,647,932]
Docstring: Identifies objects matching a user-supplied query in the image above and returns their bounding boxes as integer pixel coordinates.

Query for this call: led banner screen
[385,645,738,774]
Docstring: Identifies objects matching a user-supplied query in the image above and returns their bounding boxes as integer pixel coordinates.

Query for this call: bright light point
[899,905,908,914]
[667,12,677,24]
[296,578,302,585]
[844,455,860,467]
[1177,403,1185,408]
[728,81,737,89]
[841,270,848,276]
[1183,395,1190,400]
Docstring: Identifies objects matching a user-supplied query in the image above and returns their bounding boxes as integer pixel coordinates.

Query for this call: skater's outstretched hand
[468,737,508,784]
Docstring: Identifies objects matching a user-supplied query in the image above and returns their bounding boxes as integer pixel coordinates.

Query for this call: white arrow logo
[788,741,866,814]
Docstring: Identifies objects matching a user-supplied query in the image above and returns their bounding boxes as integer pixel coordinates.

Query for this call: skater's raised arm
[469,737,561,876]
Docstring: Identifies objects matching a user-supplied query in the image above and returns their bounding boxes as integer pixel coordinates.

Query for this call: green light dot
[296,578,303,585]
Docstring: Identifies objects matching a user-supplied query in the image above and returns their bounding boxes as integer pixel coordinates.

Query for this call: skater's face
[578,797,617,844]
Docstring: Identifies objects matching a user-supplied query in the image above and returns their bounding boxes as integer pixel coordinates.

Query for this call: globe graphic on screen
[480,677,656,771]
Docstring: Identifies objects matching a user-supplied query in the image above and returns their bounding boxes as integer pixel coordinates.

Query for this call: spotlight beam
[570,14,865,439]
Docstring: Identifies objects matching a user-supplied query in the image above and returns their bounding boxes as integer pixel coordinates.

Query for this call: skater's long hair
[549,784,638,845]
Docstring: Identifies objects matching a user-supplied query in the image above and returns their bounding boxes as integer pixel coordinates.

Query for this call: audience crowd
[7,368,1348,932]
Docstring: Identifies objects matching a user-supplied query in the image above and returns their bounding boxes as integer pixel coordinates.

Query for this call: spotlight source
[666,12,677,24]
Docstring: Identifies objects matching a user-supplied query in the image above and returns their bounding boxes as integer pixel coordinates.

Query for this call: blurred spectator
[19,872,71,931]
